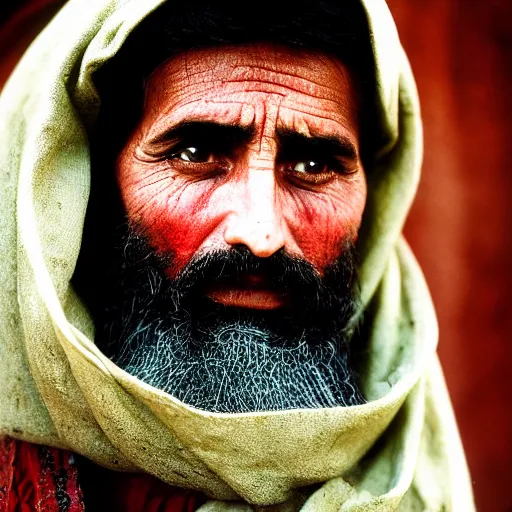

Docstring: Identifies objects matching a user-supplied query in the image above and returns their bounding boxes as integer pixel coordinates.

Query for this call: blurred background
[0,1,510,510]
[390,2,512,511]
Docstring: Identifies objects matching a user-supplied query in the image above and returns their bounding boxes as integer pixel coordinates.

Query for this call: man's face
[102,43,367,412]
[117,44,366,308]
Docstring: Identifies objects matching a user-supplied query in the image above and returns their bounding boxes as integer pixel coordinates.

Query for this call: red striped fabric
[0,438,204,511]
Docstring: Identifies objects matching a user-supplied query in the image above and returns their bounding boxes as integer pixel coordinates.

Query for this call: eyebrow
[146,120,359,162]
[146,120,254,147]
[276,129,359,161]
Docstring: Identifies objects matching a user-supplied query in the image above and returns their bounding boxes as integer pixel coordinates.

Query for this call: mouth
[204,274,288,310]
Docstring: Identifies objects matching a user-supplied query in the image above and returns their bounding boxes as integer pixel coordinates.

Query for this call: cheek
[283,177,366,271]
[118,162,226,275]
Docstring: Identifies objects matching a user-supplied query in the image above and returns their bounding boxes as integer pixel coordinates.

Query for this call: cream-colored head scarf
[0,0,474,510]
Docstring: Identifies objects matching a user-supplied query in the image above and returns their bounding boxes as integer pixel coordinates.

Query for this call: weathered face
[117,43,367,311]
[101,43,367,412]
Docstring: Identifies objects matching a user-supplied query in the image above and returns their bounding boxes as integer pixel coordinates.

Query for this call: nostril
[224,214,286,258]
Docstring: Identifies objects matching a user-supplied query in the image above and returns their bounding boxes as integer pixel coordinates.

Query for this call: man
[0,0,474,510]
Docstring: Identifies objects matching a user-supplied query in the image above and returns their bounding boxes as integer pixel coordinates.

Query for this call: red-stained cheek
[128,182,228,277]
[282,182,365,272]
[116,128,227,274]
[149,217,212,276]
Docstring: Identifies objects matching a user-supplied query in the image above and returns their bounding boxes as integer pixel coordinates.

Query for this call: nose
[224,169,285,257]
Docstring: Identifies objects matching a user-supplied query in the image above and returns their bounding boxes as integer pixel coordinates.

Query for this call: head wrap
[0,0,474,509]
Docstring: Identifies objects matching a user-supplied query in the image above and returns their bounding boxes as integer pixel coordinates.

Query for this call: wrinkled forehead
[149,43,354,95]
[150,42,353,84]
[141,43,361,134]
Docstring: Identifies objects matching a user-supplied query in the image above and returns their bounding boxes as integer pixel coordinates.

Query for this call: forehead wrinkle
[147,86,283,127]
[149,61,348,110]
[167,46,350,89]
[164,51,221,85]
[154,80,330,115]
[288,114,313,139]
[145,68,354,122]
[281,96,354,118]
[276,114,360,155]
[147,88,286,142]
[278,105,359,140]
[231,63,342,89]
[202,78,339,104]
[252,94,283,154]
[230,65,351,104]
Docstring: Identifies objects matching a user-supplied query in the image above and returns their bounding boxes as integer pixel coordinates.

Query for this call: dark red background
[1,1,511,510]
[389,2,512,511]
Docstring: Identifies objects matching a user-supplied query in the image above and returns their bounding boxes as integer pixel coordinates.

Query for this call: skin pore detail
[116,43,367,310]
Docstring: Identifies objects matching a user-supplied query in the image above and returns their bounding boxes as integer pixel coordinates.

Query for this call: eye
[166,145,229,179]
[171,146,213,163]
[292,160,328,174]
[284,159,337,185]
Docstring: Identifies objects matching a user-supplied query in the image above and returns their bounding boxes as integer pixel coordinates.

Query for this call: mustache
[174,246,349,311]
[115,228,360,334]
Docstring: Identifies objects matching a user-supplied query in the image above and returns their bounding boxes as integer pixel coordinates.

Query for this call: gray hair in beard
[96,227,365,413]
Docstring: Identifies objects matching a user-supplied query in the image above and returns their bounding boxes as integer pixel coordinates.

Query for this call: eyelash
[284,168,337,185]
[167,157,228,179]
[281,154,354,185]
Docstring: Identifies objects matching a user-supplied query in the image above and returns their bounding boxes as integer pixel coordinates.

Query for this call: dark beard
[94,226,365,413]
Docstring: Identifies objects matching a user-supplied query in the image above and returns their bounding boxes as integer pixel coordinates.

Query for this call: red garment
[94,471,201,512]
[0,437,15,511]
[0,436,84,512]
[0,437,203,512]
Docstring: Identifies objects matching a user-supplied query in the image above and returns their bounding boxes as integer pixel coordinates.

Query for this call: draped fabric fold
[0,0,474,509]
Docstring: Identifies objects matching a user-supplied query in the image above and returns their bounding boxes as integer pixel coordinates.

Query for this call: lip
[205,274,286,310]
[207,287,286,310]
